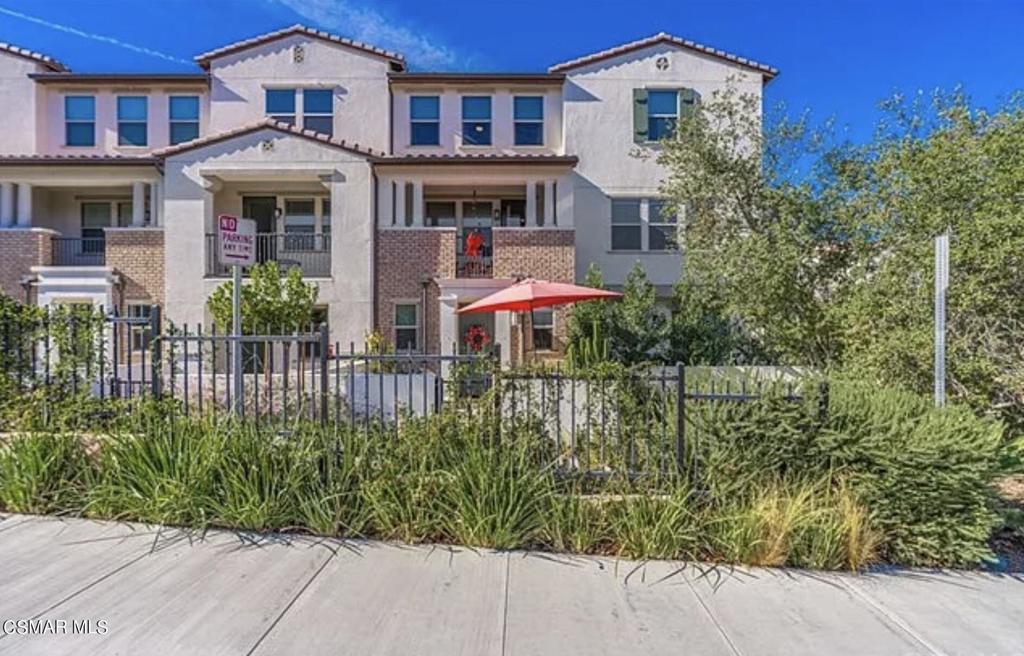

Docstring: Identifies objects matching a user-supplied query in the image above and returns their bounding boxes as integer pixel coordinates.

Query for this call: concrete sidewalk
[0,512,1022,655]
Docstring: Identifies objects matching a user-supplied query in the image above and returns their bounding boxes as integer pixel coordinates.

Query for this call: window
[169,95,200,145]
[127,304,153,352]
[532,308,554,351]
[461,96,491,146]
[266,89,296,125]
[610,199,642,251]
[283,198,316,251]
[80,202,111,251]
[65,96,95,147]
[410,96,440,146]
[394,304,418,352]
[117,96,148,146]
[648,199,679,251]
[303,89,333,136]
[425,201,456,228]
[647,90,678,141]
[513,96,544,146]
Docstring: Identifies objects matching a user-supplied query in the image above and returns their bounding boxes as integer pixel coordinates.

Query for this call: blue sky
[0,0,1020,142]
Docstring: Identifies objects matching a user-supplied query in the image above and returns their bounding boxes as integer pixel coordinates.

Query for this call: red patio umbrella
[457,278,621,361]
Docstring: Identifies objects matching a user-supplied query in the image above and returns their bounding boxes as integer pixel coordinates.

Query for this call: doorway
[242,196,277,264]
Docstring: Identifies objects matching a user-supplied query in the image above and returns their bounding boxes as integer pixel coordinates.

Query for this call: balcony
[456,233,493,279]
[52,237,106,266]
[205,233,331,278]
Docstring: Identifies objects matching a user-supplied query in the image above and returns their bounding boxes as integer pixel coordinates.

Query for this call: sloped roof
[29,72,208,85]
[0,42,68,72]
[152,118,385,159]
[194,24,405,70]
[549,32,778,79]
[375,153,578,166]
[0,154,156,166]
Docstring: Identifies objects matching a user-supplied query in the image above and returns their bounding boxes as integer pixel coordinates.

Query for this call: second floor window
[462,96,491,146]
[65,96,95,147]
[513,96,544,146]
[117,96,148,147]
[610,199,642,251]
[266,89,296,125]
[410,96,440,146]
[647,90,678,141]
[303,89,333,136]
[169,96,200,145]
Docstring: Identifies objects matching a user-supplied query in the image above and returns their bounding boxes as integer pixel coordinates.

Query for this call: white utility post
[217,214,256,415]
[934,231,949,407]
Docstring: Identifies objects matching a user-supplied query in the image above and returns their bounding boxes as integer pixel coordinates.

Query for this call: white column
[543,180,555,226]
[15,183,32,227]
[132,182,145,227]
[0,183,13,227]
[148,181,159,227]
[411,180,424,227]
[525,180,537,227]
[439,293,459,375]
[394,180,407,227]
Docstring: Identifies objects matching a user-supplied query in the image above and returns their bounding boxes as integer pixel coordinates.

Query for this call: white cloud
[0,5,190,65]
[273,0,464,69]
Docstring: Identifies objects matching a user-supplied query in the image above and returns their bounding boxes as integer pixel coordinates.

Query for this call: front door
[242,196,277,264]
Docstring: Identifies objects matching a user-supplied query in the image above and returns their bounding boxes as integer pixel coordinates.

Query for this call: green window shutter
[632,88,648,143]
[679,88,700,118]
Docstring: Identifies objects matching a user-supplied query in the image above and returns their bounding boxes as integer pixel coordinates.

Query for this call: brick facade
[493,228,575,359]
[0,228,53,301]
[104,228,165,307]
[375,228,456,353]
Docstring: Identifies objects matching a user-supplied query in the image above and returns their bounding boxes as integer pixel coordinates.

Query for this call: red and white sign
[217,214,256,267]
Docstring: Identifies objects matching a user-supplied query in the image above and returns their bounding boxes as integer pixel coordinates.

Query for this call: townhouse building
[0,26,776,363]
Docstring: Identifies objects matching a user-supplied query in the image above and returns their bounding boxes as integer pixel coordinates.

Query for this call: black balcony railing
[52,237,106,266]
[456,254,493,278]
[205,233,331,277]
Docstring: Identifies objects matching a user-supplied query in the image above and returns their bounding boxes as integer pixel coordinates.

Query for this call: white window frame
[116,95,148,147]
[646,89,679,142]
[513,95,545,146]
[647,198,679,251]
[394,302,420,352]
[301,88,334,135]
[610,198,643,252]
[64,95,95,147]
[531,307,555,352]
[168,95,200,145]
[127,303,153,352]
[461,95,492,147]
[265,87,297,125]
[410,95,441,146]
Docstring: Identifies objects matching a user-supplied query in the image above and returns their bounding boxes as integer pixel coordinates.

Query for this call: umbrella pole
[519,311,526,365]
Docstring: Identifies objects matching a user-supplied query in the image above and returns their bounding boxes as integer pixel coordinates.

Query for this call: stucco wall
[391,86,564,155]
[38,86,209,155]
[564,43,765,286]
[0,53,44,154]
[162,127,375,346]
[207,34,391,152]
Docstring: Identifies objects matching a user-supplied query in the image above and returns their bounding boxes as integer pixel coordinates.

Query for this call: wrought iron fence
[51,237,106,266]
[0,310,827,477]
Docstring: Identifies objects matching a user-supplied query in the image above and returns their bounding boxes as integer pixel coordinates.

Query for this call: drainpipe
[420,277,431,353]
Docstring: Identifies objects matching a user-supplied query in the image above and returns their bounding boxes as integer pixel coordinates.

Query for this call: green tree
[607,263,670,364]
[207,261,318,333]
[566,264,611,347]
[658,82,1024,429]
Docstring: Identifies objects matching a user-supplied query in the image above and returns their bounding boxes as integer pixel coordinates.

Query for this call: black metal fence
[0,310,827,476]
[204,233,331,277]
[51,237,106,266]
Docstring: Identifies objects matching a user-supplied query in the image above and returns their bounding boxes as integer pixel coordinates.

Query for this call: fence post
[491,343,502,442]
[150,304,162,398]
[676,362,686,475]
[319,322,329,426]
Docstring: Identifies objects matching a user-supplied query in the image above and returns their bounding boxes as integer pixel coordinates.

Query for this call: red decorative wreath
[463,324,492,352]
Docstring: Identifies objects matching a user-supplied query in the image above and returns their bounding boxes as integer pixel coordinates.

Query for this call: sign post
[217,214,256,415]
[934,231,949,407]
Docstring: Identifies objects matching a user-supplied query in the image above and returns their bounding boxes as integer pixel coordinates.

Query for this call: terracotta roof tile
[194,24,405,70]
[153,118,385,159]
[549,32,778,79]
[0,42,68,72]
[375,153,578,166]
[0,154,156,165]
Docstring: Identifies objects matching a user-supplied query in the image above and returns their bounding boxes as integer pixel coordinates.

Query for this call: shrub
[0,432,93,515]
